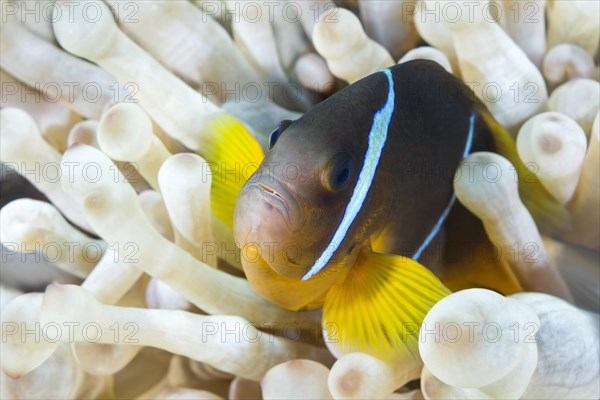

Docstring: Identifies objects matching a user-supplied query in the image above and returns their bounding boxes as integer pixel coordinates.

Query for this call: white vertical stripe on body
[302,69,396,281]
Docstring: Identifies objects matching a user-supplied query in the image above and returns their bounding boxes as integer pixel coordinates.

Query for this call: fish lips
[234,174,307,277]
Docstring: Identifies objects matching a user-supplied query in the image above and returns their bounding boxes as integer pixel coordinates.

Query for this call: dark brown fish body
[234,60,518,310]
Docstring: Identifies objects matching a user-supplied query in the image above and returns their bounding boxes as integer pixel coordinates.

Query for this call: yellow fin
[202,113,265,228]
[481,111,570,234]
[323,248,451,363]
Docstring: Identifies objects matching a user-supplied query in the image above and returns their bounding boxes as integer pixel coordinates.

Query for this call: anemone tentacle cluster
[0,0,598,399]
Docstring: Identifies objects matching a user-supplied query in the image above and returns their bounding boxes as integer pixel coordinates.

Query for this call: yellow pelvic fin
[202,113,265,228]
[481,111,570,234]
[323,248,451,363]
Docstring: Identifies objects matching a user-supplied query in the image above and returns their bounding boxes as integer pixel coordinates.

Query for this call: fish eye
[322,152,354,192]
[268,120,293,150]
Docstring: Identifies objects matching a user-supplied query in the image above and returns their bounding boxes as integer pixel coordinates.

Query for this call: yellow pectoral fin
[202,113,265,228]
[323,249,451,363]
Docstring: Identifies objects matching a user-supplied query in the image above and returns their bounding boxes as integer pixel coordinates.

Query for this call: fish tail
[201,113,265,228]
[323,248,451,363]
[480,110,570,234]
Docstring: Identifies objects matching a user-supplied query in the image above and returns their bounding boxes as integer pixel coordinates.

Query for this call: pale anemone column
[548,79,600,137]
[0,108,92,231]
[0,70,82,153]
[51,0,221,151]
[0,16,125,119]
[565,113,600,251]
[0,199,104,278]
[439,0,548,133]
[59,143,320,329]
[454,152,573,300]
[39,284,332,381]
[313,7,394,83]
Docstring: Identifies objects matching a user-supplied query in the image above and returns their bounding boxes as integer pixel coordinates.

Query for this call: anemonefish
[207,60,565,363]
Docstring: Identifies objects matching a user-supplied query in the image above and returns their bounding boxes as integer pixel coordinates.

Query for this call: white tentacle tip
[419,288,539,388]
[262,359,332,400]
[98,103,154,161]
[453,152,518,217]
[517,112,587,203]
[52,0,117,60]
[328,353,409,400]
[1,293,57,378]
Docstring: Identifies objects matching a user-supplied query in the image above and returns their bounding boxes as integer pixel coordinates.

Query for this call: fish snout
[234,174,307,279]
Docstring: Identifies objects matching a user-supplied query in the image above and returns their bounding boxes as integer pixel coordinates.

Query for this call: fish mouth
[257,183,287,211]
[246,174,304,231]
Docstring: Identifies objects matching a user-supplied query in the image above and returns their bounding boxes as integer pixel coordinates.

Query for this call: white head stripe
[301,69,395,281]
